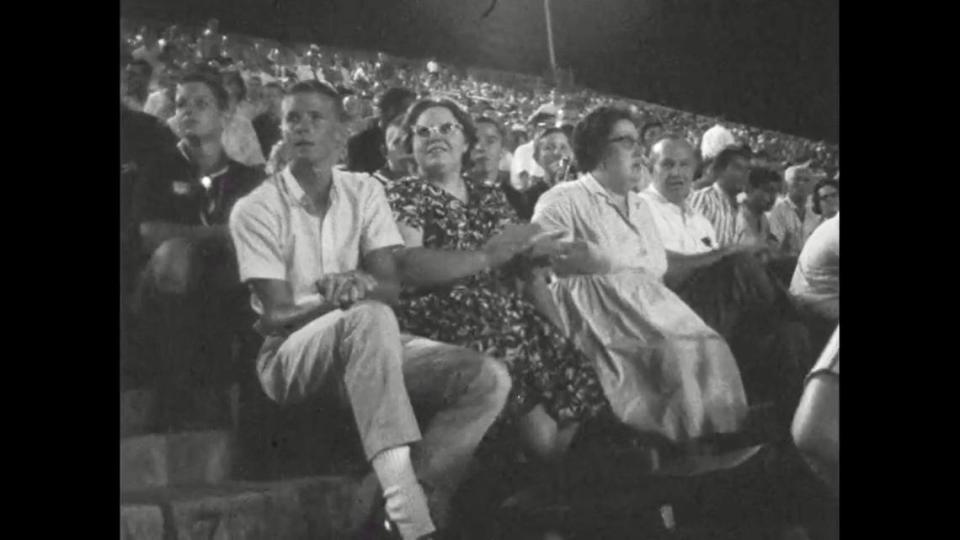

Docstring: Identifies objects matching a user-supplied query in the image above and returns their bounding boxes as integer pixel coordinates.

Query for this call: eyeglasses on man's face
[413,122,463,139]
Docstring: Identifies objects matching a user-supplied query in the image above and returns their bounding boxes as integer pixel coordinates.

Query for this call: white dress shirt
[229,166,404,316]
[639,185,718,254]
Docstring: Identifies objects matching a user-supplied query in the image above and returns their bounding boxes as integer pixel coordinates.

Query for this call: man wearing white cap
[691,124,739,191]
[701,124,737,161]
[509,104,558,189]
[767,164,822,257]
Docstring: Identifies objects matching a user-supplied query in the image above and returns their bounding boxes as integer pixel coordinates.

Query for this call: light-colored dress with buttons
[532,174,748,443]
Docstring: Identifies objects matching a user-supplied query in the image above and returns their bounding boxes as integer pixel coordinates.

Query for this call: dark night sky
[121,0,838,143]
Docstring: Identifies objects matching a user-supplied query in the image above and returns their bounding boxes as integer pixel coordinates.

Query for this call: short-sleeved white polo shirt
[229,166,404,315]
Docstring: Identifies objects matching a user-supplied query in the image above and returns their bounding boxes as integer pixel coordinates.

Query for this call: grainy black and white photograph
[120,1,839,538]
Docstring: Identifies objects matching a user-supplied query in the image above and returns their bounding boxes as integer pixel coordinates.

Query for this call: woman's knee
[518,405,565,463]
[148,238,200,295]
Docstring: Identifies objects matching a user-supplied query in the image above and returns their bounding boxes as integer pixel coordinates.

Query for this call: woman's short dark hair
[179,69,230,111]
[402,98,477,171]
[572,106,635,173]
[811,179,840,215]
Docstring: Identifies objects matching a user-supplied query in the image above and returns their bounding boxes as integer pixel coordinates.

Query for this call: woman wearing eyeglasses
[531,106,749,445]
[386,98,612,465]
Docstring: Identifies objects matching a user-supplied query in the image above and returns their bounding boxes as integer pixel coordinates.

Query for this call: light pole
[544,0,559,83]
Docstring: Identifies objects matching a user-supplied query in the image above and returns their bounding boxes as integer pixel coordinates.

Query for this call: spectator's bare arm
[249,278,341,335]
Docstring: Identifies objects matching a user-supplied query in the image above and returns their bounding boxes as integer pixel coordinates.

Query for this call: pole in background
[544,0,559,84]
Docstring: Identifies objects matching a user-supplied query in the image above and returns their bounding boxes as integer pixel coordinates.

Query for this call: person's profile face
[281,91,344,166]
[174,82,226,141]
[601,119,644,186]
[652,140,696,205]
[471,122,504,174]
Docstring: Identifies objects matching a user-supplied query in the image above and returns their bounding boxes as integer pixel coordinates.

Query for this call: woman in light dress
[531,106,749,444]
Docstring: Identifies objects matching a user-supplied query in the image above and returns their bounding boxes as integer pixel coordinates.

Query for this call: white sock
[371,446,436,539]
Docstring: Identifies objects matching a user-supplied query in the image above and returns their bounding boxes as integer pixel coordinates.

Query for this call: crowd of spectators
[120,16,839,540]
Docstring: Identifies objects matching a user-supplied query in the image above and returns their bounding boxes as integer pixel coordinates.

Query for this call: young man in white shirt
[229,81,510,540]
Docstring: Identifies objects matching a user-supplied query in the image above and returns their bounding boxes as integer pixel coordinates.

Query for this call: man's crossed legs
[257,300,511,539]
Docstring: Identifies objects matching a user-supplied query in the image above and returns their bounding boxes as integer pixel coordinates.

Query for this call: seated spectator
[502,126,574,221]
[347,87,417,173]
[790,213,839,347]
[130,69,264,428]
[243,73,266,118]
[689,145,753,248]
[221,70,267,167]
[641,137,810,417]
[693,124,738,190]
[531,106,748,444]
[374,119,417,185]
[121,62,180,358]
[735,167,781,249]
[143,55,180,121]
[510,104,558,189]
[252,81,284,159]
[386,97,608,465]
[768,164,822,257]
[640,119,665,152]
[792,326,839,497]
[469,116,517,211]
[811,178,840,221]
[632,119,663,191]
[229,82,510,538]
[121,61,179,178]
[123,58,153,112]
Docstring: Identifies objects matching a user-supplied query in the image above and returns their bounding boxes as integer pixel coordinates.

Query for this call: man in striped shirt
[689,145,752,247]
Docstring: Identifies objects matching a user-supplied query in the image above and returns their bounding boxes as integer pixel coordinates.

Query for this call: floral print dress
[386,176,608,425]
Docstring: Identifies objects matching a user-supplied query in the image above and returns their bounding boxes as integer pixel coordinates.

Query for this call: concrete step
[121,430,234,492]
[120,385,240,437]
[121,389,158,437]
[120,476,362,540]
